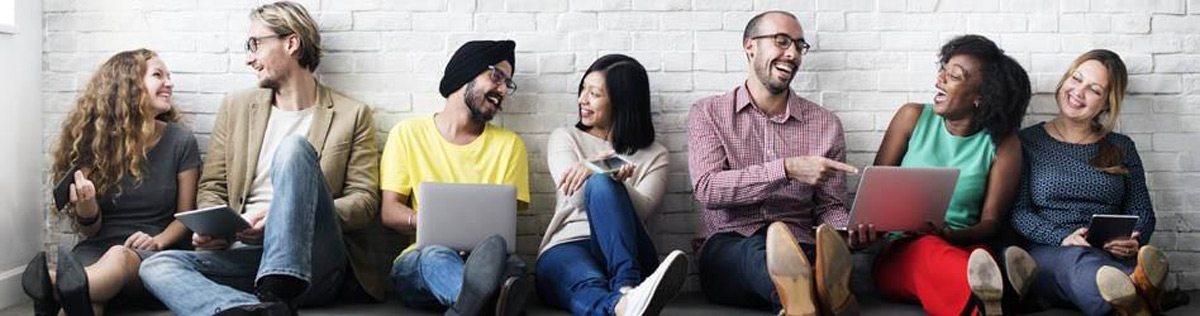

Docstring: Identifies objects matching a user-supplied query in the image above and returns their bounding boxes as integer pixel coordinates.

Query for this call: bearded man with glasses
[687,10,883,316]
[138,1,384,315]
[380,40,533,316]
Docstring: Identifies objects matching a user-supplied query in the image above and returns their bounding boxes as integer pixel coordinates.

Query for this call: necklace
[1049,119,1093,144]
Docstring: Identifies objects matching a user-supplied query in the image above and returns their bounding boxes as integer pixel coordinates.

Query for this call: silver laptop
[416,182,518,254]
[844,166,960,232]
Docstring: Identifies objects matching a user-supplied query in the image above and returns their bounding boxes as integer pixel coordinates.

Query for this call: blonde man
[138,2,381,314]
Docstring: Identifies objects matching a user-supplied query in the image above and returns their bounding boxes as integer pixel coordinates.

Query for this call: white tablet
[174,205,250,239]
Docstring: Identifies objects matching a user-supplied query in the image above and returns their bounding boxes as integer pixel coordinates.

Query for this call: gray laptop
[416,182,517,254]
[844,166,960,232]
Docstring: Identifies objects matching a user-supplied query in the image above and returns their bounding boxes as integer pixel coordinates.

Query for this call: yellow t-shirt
[381,115,530,255]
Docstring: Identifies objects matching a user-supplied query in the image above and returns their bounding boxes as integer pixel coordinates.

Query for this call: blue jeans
[536,174,660,316]
[139,137,348,315]
[1027,244,1136,316]
[699,229,816,312]
[391,243,526,309]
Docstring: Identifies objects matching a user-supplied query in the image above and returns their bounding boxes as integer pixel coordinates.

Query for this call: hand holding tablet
[174,205,250,240]
[1086,214,1139,247]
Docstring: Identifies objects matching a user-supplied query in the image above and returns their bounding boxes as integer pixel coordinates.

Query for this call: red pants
[873,235,988,316]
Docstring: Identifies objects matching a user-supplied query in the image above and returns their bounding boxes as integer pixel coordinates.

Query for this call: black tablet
[1086,214,1139,246]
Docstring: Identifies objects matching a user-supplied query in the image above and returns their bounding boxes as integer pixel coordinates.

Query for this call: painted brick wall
[42,0,1200,290]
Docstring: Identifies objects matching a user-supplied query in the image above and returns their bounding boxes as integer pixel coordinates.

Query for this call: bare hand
[1061,227,1091,247]
[192,233,230,250]
[846,224,882,250]
[1103,231,1140,259]
[784,156,859,185]
[610,163,635,183]
[237,209,268,245]
[70,170,99,217]
[919,221,949,237]
[557,161,594,196]
[123,231,161,251]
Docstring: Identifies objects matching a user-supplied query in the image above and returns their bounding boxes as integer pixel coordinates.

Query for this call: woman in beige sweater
[535,54,688,316]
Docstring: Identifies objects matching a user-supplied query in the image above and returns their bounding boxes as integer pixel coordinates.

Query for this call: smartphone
[585,155,632,175]
[53,166,80,210]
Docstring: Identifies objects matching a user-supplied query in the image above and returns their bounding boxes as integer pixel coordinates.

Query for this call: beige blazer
[196,83,388,300]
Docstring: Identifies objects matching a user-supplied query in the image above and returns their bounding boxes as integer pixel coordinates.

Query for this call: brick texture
[42,0,1200,291]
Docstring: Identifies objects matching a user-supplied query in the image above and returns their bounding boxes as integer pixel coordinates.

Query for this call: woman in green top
[869,35,1032,316]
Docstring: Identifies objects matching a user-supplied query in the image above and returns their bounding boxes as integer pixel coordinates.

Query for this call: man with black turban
[379,40,532,316]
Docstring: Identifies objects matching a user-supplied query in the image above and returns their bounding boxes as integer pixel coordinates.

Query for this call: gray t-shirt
[81,122,201,249]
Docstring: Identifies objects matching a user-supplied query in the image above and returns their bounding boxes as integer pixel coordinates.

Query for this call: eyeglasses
[245,34,286,53]
[488,65,517,95]
[750,33,810,55]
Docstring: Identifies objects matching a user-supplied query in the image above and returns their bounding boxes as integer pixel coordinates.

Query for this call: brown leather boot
[815,224,857,316]
[1097,265,1151,316]
[1130,245,1168,313]
[767,222,818,316]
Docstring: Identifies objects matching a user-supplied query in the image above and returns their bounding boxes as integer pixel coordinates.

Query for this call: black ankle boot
[254,275,304,316]
[21,251,59,316]
[495,275,532,316]
[213,302,294,316]
[55,247,94,316]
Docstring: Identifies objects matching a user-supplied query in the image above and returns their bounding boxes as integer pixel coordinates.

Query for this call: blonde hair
[250,1,323,71]
[1054,49,1129,175]
[51,48,181,217]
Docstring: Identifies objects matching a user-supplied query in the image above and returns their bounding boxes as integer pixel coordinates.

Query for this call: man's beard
[754,56,795,95]
[258,76,280,90]
[464,81,502,122]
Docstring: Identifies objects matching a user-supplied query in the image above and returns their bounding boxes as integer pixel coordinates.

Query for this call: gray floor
[2,291,1196,315]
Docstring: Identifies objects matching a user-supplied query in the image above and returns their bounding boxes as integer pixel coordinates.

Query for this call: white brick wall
[43,0,1200,291]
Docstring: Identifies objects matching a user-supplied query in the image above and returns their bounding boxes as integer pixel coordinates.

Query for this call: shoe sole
[21,251,59,316]
[449,236,507,316]
[1004,246,1038,298]
[767,222,817,316]
[815,224,854,316]
[56,247,95,316]
[967,249,1003,316]
[1132,246,1168,312]
[643,250,689,316]
[1097,265,1150,316]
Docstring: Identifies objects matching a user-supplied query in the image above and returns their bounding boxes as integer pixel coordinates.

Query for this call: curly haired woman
[21,48,201,316]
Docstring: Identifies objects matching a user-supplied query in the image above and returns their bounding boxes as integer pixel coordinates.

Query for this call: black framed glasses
[750,33,810,55]
[245,34,286,53]
[488,65,517,95]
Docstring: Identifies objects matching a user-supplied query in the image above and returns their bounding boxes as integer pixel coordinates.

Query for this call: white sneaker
[619,250,689,316]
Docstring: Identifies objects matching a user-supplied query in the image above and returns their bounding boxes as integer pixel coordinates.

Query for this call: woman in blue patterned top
[1010,49,1165,316]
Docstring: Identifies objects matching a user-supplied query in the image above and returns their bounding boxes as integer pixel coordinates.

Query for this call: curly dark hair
[938,34,1031,143]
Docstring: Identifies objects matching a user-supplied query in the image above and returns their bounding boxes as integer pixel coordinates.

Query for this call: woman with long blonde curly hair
[21,48,202,316]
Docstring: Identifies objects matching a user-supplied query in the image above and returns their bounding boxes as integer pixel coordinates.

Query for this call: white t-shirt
[243,106,315,215]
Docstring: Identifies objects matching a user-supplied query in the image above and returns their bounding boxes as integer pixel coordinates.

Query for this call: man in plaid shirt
[688,10,881,316]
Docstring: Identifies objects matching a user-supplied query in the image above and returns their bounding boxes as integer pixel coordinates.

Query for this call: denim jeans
[139,136,348,315]
[1027,244,1136,316]
[536,174,660,316]
[699,229,816,312]
[391,243,526,309]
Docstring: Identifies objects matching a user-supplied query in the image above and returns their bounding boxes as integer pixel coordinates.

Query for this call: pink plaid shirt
[687,84,850,246]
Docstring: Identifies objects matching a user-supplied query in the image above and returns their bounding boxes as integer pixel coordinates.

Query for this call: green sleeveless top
[899,104,996,230]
